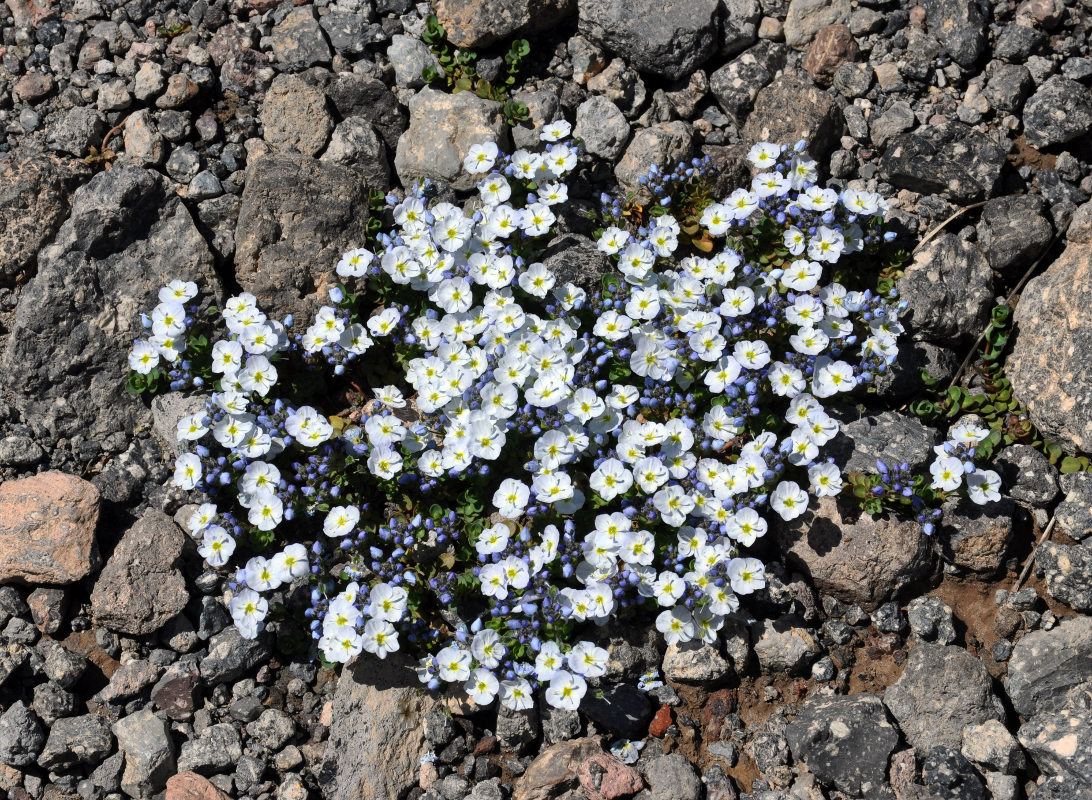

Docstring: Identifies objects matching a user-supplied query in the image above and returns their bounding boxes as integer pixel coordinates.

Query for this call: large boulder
[1007,200,1092,456]
[880,123,1006,203]
[317,654,443,800]
[431,0,575,48]
[0,166,219,465]
[0,472,100,585]
[234,153,370,324]
[578,0,720,80]
[91,510,189,636]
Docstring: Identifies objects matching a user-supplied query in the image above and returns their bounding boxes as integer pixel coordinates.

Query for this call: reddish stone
[0,472,99,585]
[700,689,738,742]
[15,72,53,103]
[165,773,231,800]
[577,753,644,800]
[27,587,67,634]
[473,736,498,755]
[803,24,859,87]
[649,705,673,738]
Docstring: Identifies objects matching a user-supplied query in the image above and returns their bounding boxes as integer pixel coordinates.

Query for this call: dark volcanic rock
[1036,542,1092,611]
[432,0,574,48]
[976,194,1053,279]
[741,74,843,161]
[880,124,1007,202]
[922,0,990,67]
[1005,616,1092,717]
[897,233,994,346]
[1023,76,1092,150]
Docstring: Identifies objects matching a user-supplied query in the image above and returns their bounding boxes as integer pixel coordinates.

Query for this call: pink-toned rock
[165,772,231,800]
[577,753,644,800]
[803,24,859,86]
[514,738,603,800]
[0,472,99,585]
[419,760,440,790]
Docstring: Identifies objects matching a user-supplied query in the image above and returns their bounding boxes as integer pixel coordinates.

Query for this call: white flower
[808,462,843,497]
[465,668,500,705]
[727,557,766,594]
[324,505,360,538]
[320,626,363,663]
[271,543,309,582]
[540,119,571,141]
[500,678,534,710]
[930,456,964,491]
[966,469,1001,504]
[493,478,530,518]
[229,589,267,639]
[747,142,780,168]
[198,526,235,567]
[655,606,695,645]
[436,646,472,682]
[535,641,566,681]
[544,670,587,710]
[173,453,202,489]
[567,641,609,678]
[362,619,399,659]
[366,583,408,622]
[128,341,160,374]
[464,141,499,174]
[770,480,808,521]
[471,628,507,669]
[247,491,283,532]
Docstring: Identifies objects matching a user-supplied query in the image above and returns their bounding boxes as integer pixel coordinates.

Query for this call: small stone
[961,720,1026,774]
[803,24,858,86]
[270,6,332,69]
[27,587,67,634]
[156,74,199,109]
[133,62,165,102]
[1035,542,1092,611]
[187,171,223,201]
[177,724,242,775]
[1018,703,1092,787]
[431,0,574,48]
[615,121,695,192]
[15,72,54,103]
[897,233,994,345]
[833,61,872,98]
[165,772,232,800]
[199,627,271,685]
[246,708,295,750]
[871,602,906,634]
[39,714,114,771]
[1056,473,1092,542]
[907,597,957,645]
[97,79,132,112]
[123,109,168,167]
[921,746,988,800]
[574,95,630,161]
[643,753,702,800]
[39,639,87,687]
[783,0,851,47]
[98,658,161,704]
[752,614,823,675]
[513,738,603,800]
[388,34,439,91]
[577,753,643,800]
[260,74,333,158]
[113,709,176,797]
[741,74,843,160]
[1023,76,1092,149]
[320,117,391,190]
[0,701,46,768]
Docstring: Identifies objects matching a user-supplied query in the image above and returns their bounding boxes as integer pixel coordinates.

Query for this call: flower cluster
[129,130,904,711]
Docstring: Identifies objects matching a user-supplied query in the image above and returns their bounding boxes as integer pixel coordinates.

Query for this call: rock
[897,233,994,345]
[984,63,1033,114]
[1056,472,1092,542]
[870,101,916,149]
[98,659,161,704]
[47,106,106,156]
[151,393,210,458]
[388,34,439,91]
[1007,616,1092,717]
[880,125,1007,202]
[113,709,176,797]
[31,681,78,725]
[872,340,960,400]
[270,6,332,69]
[961,720,1026,774]
[151,661,201,721]
[1023,76,1092,150]
[1036,542,1092,611]
[752,614,823,675]
[720,0,762,57]
[1007,201,1092,456]
[27,587,66,634]
[833,61,872,98]
[0,701,46,768]
[39,638,87,688]
[578,0,719,80]
[708,42,787,122]
[784,694,898,796]
[234,153,370,324]
[615,121,695,192]
[662,641,731,683]
[827,411,940,474]
[497,706,539,752]
[644,753,702,800]
[512,738,602,800]
[741,74,843,161]
[994,444,1060,508]
[976,194,1053,279]
[199,627,272,685]
[431,0,574,48]
[541,706,582,744]
[582,683,652,739]
[574,96,630,161]
[15,72,53,103]
[247,708,295,750]
[395,88,509,192]
[802,24,858,85]
[907,597,957,645]
[177,723,242,775]
[587,59,648,118]
[577,753,643,800]
[884,644,1003,752]
[775,495,934,610]
[783,0,850,47]
[1019,702,1092,789]
[165,772,232,800]
[1,166,219,459]
[922,0,989,66]
[156,74,200,110]
[939,495,1018,575]
[509,88,563,150]
[0,150,90,282]
[123,109,168,167]
[920,746,988,800]
[318,654,442,800]
[39,714,114,771]
[187,171,222,202]
[0,472,100,585]
[91,510,189,636]
[134,62,166,103]
[540,234,614,294]
[320,118,391,190]
[260,74,333,158]
[321,74,407,152]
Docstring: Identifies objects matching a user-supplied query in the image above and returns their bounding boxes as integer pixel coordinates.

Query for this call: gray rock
[39,714,114,771]
[721,0,762,56]
[91,750,126,794]
[133,62,165,103]
[871,601,906,634]
[907,597,957,645]
[752,614,823,675]
[199,627,272,685]
[897,233,994,345]
[994,445,1060,510]
[748,730,790,772]
[615,120,695,191]
[574,95,630,161]
[123,109,168,167]
[1019,700,1092,789]
[496,706,539,753]
[828,410,941,474]
[388,34,439,91]
[432,0,573,47]
[320,10,375,57]
[47,106,106,156]
[1008,201,1092,457]
[0,435,45,466]
[921,746,987,800]
[321,73,407,152]
[939,495,1018,575]
[581,683,652,739]
[113,709,175,797]
[394,87,510,192]
[785,694,898,796]
[994,23,1045,61]
[234,153,370,324]
[1023,76,1092,149]
[872,340,960,400]
[509,89,562,150]
[540,234,614,294]
[247,708,295,750]
[579,0,720,80]
[0,166,219,463]
[0,701,46,768]
[1007,617,1092,717]
[984,63,1033,113]
[662,641,731,684]
[708,42,786,122]
[961,719,1026,774]
[150,393,209,457]
[91,509,189,636]
[235,754,268,793]
[187,171,222,201]
[870,100,916,149]
[884,644,1003,752]
[1057,472,1092,542]
[318,654,442,800]
[177,722,242,775]
[321,117,391,190]
[976,194,1053,279]
[880,125,1007,202]
[260,74,333,158]
[783,0,850,47]
[98,659,161,705]
[922,0,989,66]
[38,638,87,688]
[32,681,79,725]
[832,61,872,98]
[1036,542,1092,611]
[165,146,203,184]
[741,74,843,161]
[541,705,582,744]
[270,6,332,69]
[644,753,702,800]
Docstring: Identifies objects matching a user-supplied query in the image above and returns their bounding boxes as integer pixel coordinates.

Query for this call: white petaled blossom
[137,133,914,712]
